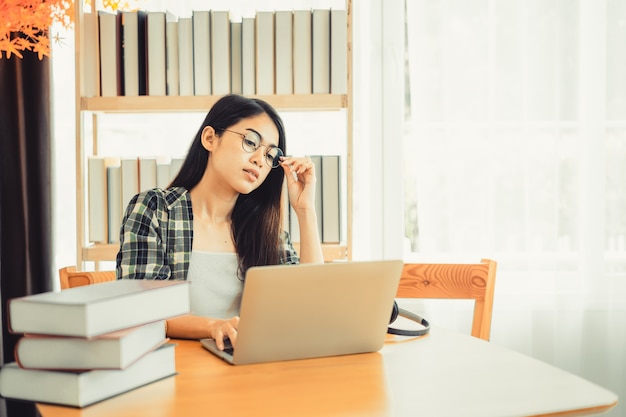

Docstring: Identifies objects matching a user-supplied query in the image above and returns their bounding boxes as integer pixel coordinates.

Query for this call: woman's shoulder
[131,187,190,210]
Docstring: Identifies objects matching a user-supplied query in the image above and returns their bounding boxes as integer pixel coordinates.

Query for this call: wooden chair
[59,266,117,289]
[396,258,497,341]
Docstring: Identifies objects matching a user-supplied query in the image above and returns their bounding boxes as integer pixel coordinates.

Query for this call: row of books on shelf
[288,155,343,244]
[84,8,347,98]
[87,155,184,244]
[88,154,343,246]
[0,280,191,407]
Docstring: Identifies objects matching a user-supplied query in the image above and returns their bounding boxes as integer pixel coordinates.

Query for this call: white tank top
[186,251,242,319]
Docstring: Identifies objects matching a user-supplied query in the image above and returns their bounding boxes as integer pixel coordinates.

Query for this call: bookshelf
[73,1,353,267]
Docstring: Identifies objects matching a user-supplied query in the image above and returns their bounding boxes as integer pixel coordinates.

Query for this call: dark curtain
[0,48,53,417]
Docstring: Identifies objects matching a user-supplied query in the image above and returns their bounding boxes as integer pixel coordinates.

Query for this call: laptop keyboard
[223,338,234,355]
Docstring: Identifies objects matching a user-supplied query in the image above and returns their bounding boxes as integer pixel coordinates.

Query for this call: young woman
[116,94,324,349]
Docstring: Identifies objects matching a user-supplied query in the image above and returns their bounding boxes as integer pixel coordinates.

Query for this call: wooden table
[37,330,618,417]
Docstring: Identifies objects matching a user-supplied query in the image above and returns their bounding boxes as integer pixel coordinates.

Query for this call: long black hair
[170,94,287,277]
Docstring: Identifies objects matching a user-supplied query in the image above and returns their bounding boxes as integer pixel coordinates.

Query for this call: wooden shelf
[81,94,348,113]
[75,1,353,267]
[82,243,349,264]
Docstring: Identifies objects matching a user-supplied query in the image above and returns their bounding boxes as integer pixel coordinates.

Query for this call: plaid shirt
[116,187,299,280]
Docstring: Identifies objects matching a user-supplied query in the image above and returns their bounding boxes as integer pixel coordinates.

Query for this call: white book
[178,17,194,96]
[293,10,312,94]
[146,11,167,96]
[311,155,323,239]
[156,157,171,189]
[321,155,341,243]
[289,205,300,243]
[98,11,121,96]
[211,11,231,95]
[312,9,330,94]
[330,9,348,94]
[87,156,107,243]
[121,11,147,96]
[107,159,122,244]
[139,157,157,191]
[255,11,274,95]
[14,321,166,370]
[281,180,290,233]
[81,11,100,97]
[169,157,184,183]
[275,10,293,95]
[0,344,176,408]
[230,21,242,94]
[241,17,256,95]
[121,157,139,208]
[166,14,180,96]
[193,10,211,95]
[7,280,191,337]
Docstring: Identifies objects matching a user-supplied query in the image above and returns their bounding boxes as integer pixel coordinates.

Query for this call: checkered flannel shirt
[115,187,299,280]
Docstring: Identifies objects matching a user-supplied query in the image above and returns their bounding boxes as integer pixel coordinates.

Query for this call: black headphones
[388,301,430,337]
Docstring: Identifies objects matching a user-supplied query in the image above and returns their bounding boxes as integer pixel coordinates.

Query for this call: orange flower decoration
[0,0,141,59]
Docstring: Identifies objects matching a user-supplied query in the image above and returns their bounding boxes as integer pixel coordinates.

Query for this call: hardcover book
[211,11,231,95]
[121,10,147,96]
[0,343,176,408]
[255,11,274,95]
[192,10,211,95]
[15,320,167,370]
[165,13,180,96]
[178,17,194,96]
[275,10,293,95]
[98,11,122,96]
[293,10,312,94]
[8,280,190,337]
[312,9,331,94]
[146,11,167,96]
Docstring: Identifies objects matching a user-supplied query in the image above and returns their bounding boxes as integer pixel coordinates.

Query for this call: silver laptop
[200,260,403,365]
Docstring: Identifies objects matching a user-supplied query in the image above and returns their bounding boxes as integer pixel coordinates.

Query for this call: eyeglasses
[219,129,284,169]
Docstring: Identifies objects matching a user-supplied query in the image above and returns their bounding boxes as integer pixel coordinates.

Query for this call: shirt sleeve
[279,230,300,265]
[116,190,172,280]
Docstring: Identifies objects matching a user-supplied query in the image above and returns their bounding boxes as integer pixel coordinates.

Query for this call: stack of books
[0,279,190,407]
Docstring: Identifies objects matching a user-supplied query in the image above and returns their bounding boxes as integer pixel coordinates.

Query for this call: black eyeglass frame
[218,128,284,169]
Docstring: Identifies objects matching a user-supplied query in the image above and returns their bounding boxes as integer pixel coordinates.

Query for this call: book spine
[311,155,324,240]
[139,157,157,191]
[293,10,312,94]
[166,19,180,96]
[122,11,144,96]
[107,160,122,244]
[147,11,167,96]
[121,157,139,209]
[192,11,211,95]
[321,155,341,243]
[241,17,256,95]
[88,157,107,243]
[230,21,243,95]
[81,11,101,97]
[178,17,194,96]
[156,157,171,189]
[312,9,330,94]
[255,11,275,95]
[98,11,120,97]
[275,11,294,95]
[211,11,231,95]
[330,9,348,95]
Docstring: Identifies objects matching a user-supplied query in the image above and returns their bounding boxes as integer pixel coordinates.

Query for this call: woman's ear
[201,126,218,151]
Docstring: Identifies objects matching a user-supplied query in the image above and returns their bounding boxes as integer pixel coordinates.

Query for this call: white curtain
[401,0,625,414]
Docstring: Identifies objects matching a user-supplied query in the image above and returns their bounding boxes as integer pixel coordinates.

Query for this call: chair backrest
[59,266,117,289]
[396,258,497,341]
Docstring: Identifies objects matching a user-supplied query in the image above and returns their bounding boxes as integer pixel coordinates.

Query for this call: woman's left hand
[280,156,317,213]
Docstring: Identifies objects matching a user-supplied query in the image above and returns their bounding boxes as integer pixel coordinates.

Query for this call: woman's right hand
[209,316,240,350]
[165,315,240,350]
